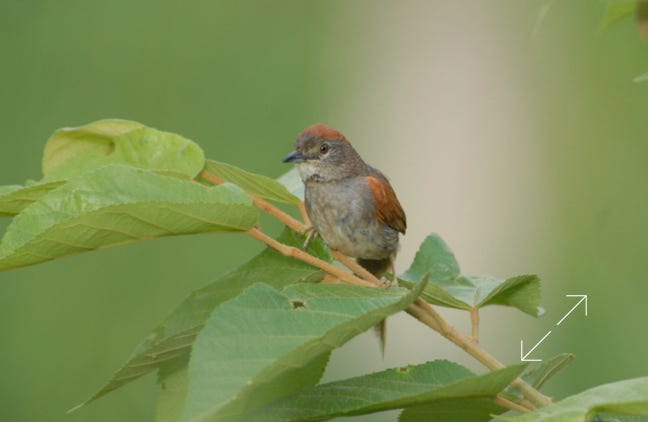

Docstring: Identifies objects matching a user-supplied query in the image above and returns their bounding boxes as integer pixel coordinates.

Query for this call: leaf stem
[471,307,480,342]
[494,394,529,413]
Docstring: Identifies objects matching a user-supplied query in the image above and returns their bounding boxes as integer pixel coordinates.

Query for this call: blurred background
[1,1,647,421]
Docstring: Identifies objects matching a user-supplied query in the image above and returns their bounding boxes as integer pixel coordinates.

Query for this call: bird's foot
[377,276,395,288]
[300,225,320,250]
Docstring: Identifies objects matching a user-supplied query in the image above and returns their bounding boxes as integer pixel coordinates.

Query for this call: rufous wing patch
[366,176,406,234]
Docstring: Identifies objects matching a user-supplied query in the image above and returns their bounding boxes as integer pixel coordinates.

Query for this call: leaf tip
[66,403,84,414]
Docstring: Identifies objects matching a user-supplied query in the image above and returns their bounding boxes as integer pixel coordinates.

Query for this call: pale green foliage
[204,160,300,204]
[0,181,64,216]
[42,119,205,180]
[0,165,257,271]
[500,376,648,421]
[252,361,524,422]
[183,282,425,421]
[80,228,330,407]
[400,234,542,316]
[1,119,647,421]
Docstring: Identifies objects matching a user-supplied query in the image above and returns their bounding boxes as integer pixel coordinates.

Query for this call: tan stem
[407,300,552,407]
[246,228,373,287]
[494,395,529,413]
[200,170,226,185]
[471,307,480,342]
[519,398,535,410]
[332,252,383,285]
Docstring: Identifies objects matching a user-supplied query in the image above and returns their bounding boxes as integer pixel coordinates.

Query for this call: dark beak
[282,150,305,163]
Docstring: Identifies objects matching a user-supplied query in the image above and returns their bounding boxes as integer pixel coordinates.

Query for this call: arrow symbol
[556,294,588,326]
[520,330,552,362]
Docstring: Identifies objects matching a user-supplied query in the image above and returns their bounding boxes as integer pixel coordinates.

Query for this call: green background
[1,1,646,421]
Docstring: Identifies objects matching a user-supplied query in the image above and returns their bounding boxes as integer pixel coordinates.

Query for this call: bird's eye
[319,143,329,154]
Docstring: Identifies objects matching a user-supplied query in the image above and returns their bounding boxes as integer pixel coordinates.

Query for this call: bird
[283,124,406,351]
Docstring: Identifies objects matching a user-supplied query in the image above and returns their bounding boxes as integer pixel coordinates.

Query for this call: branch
[471,307,480,342]
[495,395,530,413]
[247,227,374,288]
[407,299,552,407]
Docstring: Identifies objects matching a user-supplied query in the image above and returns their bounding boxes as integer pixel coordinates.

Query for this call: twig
[471,307,480,342]
[494,395,529,413]
[332,252,382,284]
[247,227,373,288]
[407,299,552,407]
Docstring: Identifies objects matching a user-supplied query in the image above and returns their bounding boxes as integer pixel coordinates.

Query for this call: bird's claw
[379,274,399,288]
[301,226,319,250]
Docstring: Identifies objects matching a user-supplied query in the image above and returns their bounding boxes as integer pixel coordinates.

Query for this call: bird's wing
[366,175,407,234]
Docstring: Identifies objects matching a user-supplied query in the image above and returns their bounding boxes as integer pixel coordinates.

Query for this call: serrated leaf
[204,160,300,204]
[183,282,426,422]
[76,228,330,409]
[400,234,542,316]
[0,165,257,272]
[401,233,460,284]
[499,376,648,422]
[42,119,205,180]
[276,168,304,201]
[250,361,524,422]
[522,353,574,391]
[504,353,575,402]
[599,0,636,32]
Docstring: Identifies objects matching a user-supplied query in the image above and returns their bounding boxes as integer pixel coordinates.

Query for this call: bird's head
[282,124,365,182]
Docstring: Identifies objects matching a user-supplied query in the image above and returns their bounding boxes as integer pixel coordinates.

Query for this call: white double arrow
[520,294,588,362]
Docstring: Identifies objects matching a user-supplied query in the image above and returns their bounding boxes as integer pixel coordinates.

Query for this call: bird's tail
[357,257,393,356]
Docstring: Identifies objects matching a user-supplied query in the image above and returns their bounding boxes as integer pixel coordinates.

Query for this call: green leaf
[504,353,575,402]
[521,353,575,391]
[182,282,425,422]
[500,376,648,422]
[276,168,304,201]
[42,119,205,180]
[250,361,524,421]
[0,182,65,217]
[203,160,300,204]
[400,234,542,316]
[156,352,332,422]
[157,356,191,422]
[401,233,460,284]
[0,165,257,272]
[400,399,505,422]
[599,0,636,32]
[75,228,330,409]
